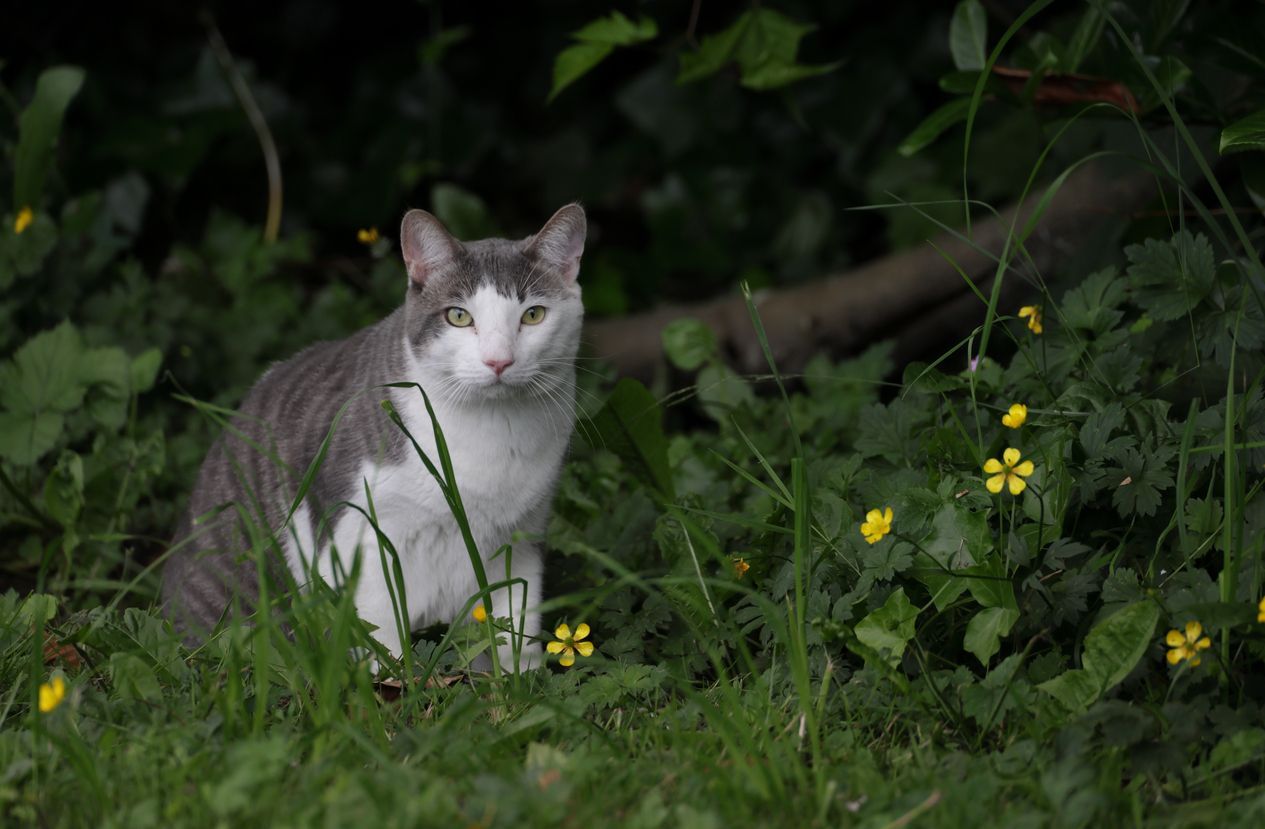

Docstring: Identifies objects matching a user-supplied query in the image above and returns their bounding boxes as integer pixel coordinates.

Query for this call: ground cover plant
[4,0,1265,826]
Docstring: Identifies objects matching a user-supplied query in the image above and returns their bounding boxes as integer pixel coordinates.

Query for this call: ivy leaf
[1125,230,1215,321]
[949,0,988,71]
[1106,445,1175,518]
[678,9,838,91]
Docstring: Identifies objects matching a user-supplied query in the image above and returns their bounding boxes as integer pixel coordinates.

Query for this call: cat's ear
[524,203,586,283]
[400,209,463,287]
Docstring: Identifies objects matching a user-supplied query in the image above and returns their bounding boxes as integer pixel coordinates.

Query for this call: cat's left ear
[401,209,463,288]
[524,203,586,283]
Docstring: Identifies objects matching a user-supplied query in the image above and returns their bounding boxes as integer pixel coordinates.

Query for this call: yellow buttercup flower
[14,206,34,235]
[1001,403,1028,429]
[1018,305,1043,334]
[733,557,750,579]
[357,227,380,245]
[983,448,1035,495]
[860,507,893,545]
[546,622,594,668]
[472,603,488,623]
[1257,597,1264,624]
[1165,621,1212,666]
[38,676,66,713]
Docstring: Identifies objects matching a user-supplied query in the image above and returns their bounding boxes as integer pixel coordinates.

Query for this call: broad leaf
[549,12,657,100]
[898,98,971,157]
[853,587,919,667]
[14,66,86,207]
[677,9,838,91]
[1221,109,1265,155]
[584,378,674,500]
[964,606,1019,666]
[661,318,717,371]
[949,1,988,71]
[1038,600,1159,712]
[1125,230,1215,322]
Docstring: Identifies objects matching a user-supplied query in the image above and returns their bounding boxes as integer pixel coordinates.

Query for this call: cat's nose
[483,358,514,377]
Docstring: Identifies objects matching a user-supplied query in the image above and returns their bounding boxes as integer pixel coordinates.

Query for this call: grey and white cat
[160,204,586,669]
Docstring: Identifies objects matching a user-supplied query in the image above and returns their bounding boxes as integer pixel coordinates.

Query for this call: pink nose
[484,358,514,377]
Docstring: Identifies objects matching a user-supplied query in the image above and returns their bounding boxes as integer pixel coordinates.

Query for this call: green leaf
[584,378,674,500]
[1125,230,1215,322]
[1220,109,1265,155]
[14,66,86,208]
[964,607,1019,666]
[0,411,64,466]
[548,12,657,101]
[963,557,1018,610]
[1038,600,1159,712]
[1,210,59,286]
[43,450,84,527]
[677,9,837,91]
[949,1,988,71]
[429,183,497,239]
[897,98,971,157]
[661,318,717,371]
[109,652,163,702]
[1106,445,1175,518]
[130,347,163,393]
[696,364,754,423]
[853,587,920,667]
[549,42,615,102]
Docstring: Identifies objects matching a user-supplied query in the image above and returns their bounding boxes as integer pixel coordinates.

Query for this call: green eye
[521,306,547,325]
[445,307,473,327]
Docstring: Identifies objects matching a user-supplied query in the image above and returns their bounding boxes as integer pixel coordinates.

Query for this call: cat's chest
[369,391,570,531]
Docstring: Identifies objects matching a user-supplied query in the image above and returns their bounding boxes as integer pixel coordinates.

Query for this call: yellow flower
[14,206,34,235]
[1018,305,1043,334]
[983,448,1035,495]
[357,227,380,245]
[472,603,488,623]
[38,676,66,713]
[733,557,750,579]
[1001,403,1028,429]
[1257,597,1264,624]
[546,622,594,668]
[860,507,893,545]
[1165,621,1212,666]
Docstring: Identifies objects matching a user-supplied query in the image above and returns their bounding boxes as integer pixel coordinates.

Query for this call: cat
[160,204,586,671]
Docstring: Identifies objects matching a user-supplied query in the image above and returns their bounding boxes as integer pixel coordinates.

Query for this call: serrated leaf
[583,378,674,500]
[1061,266,1125,333]
[898,97,971,157]
[0,321,85,416]
[0,411,64,465]
[661,318,717,371]
[130,347,163,393]
[14,66,86,207]
[1107,445,1175,518]
[1125,230,1215,321]
[1221,109,1265,155]
[964,607,1019,666]
[949,0,988,71]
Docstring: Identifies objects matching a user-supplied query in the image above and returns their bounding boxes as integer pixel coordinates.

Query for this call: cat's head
[399,203,586,401]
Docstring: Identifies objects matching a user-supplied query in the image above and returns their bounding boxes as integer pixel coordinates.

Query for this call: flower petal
[558,649,575,667]
[546,641,565,654]
[882,507,893,524]
[1003,447,1021,467]
[1184,621,1202,642]
[1165,629,1185,647]
[1007,473,1027,495]
[1189,656,1201,667]
[1002,414,1015,428]
[866,509,883,524]
[1012,460,1034,477]
[554,623,571,641]
[983,458,1004,474]
[573,623,590,641]
[1166,648,1183,665]
[575,641,594,657]
[1019,306,1034,318]
[986,474,1005,494]
[1195,637,1211,651]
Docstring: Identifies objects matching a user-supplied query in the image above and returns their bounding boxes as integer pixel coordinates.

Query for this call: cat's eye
[445,307,473,327]
[521,306,547,325]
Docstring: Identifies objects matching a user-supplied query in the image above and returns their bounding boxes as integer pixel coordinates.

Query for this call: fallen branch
[583,163,1155,380]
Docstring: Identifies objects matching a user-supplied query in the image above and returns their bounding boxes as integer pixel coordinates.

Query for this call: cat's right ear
[400,210,463,288]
